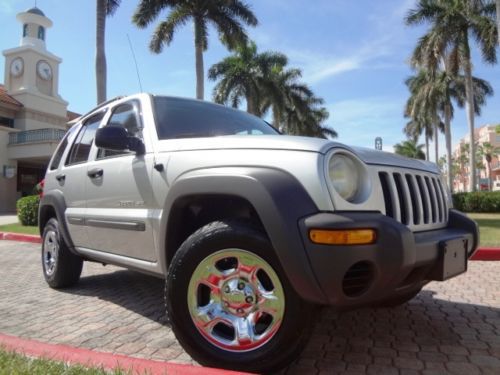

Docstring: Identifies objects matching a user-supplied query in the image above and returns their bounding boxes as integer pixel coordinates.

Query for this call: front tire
[42,217,83,288]
[166,220,314,373]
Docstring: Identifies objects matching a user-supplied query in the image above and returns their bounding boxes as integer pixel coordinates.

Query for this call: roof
[0,84,23,108]
[26,7,45,16]
[67,110,81,121]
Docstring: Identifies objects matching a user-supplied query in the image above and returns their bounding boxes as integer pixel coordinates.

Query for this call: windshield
[153,96,279,140]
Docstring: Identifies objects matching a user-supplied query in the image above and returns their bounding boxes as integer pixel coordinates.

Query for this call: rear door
[84,99,157,261]
[58,112,104,248]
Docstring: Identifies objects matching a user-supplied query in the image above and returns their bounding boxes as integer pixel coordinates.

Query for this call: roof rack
[75,95,126,123]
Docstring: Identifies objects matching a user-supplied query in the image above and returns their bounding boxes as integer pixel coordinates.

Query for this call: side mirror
[95,127,145,155]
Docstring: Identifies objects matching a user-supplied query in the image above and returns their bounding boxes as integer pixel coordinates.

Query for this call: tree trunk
[96,0,107,105]
[246,95,258,115]
[444,103,453,192]
[497,0,500,45]
[487,161,492,191]
[272,105,280,128]
[434,122,439,163]
[194,22,204,100]
[425,134,430,161]
[463,38,476,192]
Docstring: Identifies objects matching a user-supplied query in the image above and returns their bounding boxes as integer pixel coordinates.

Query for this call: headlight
[328,154,360,202]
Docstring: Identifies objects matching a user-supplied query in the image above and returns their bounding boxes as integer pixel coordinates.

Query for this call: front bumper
[300,209,478,307]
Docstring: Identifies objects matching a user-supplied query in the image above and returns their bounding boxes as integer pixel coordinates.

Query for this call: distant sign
[375,137,382,151]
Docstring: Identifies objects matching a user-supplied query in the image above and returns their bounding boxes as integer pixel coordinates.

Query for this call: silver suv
[40,93,478,372]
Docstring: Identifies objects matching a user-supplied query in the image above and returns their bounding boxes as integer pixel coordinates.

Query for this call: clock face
[10,57,24,77]
[37,60,52,81]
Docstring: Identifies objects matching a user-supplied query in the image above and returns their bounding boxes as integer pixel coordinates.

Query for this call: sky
[1,0,499,160]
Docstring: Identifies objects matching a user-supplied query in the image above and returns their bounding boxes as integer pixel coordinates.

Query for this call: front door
[84,100,157,261]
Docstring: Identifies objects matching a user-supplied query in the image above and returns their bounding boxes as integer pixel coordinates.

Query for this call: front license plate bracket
[430,237,468,281]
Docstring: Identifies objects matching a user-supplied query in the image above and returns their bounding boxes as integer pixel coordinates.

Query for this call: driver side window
[97,101,142,159]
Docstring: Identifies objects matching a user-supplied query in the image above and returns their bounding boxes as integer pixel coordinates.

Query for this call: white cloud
[295,36,393,83]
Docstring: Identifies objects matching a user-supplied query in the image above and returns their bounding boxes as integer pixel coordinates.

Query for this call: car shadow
[61,268,500,373]
[61,268,170,326]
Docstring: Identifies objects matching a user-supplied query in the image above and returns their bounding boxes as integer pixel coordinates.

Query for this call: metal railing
[491,162,500,171]
[8,128,66,145]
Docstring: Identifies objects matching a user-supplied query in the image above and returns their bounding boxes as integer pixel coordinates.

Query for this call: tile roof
[0,84,23,108]
[67,110,80,121]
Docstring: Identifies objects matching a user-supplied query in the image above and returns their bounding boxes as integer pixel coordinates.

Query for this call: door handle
[87,168,103,178]
[55,174,65,182]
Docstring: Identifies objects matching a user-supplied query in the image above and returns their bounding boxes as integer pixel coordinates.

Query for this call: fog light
[309,229,376,245]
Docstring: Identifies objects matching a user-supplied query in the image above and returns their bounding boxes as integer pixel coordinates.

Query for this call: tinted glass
[66,114,103,165]
[98,101,141,159]
[49,127,76,170]
[153,97,279,140]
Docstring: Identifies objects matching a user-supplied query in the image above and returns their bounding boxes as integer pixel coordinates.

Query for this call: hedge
[16,195,40,226]
[452,191,500,213]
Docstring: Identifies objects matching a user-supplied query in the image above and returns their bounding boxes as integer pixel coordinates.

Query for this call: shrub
[16,195,40,226]
[452,191,500,213]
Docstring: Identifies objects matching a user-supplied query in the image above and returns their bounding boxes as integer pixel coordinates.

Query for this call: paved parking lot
[0,240,499,374]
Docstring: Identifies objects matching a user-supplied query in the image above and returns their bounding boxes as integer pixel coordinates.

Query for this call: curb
[0,232,41,244]
[1,232,499,260]
[0,333,247,375]
[470,247,500,261]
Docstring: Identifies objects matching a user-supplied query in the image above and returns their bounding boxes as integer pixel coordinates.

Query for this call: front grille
[378,169,448,231]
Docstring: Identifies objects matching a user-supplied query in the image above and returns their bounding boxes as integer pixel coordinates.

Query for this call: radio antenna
[127,34,143,93]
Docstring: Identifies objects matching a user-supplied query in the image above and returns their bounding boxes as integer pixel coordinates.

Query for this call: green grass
[1,214,498,247]
[0,348,128,375]
[0,222,39,236]
[467,213,500,248]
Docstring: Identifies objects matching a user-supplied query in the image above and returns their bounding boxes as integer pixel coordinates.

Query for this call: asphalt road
[0,240,499,374]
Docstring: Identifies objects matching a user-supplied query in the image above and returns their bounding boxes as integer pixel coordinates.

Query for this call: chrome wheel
[43,230,59,276]
[187,248,285,352]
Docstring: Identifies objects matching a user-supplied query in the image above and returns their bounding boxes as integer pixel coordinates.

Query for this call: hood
[157,135,340,153]
[156,135,439,174]
[351,146,440,174]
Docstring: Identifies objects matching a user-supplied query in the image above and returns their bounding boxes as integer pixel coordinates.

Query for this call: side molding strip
[67,216,146,232]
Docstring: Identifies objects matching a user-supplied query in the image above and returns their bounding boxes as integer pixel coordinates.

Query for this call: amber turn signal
[309,229,376,245]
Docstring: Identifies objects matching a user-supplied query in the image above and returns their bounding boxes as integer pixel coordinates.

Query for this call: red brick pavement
[0,240,499,374]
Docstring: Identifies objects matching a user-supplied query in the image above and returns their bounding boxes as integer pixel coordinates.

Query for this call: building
[0,7,78,213]
[452,124,500,192]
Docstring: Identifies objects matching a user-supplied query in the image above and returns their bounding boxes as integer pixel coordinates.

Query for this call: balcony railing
[8,128,66,145]
[492,162,500,171]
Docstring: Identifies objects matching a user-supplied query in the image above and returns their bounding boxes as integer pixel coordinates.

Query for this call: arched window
[23,24,28,37]
[38,26,45,41]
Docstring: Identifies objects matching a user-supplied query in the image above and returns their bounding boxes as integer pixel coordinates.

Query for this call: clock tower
[2,6,68,128]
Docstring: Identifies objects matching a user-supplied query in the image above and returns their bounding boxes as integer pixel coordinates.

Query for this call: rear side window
[49,126,76,170]
[65,113,104,165]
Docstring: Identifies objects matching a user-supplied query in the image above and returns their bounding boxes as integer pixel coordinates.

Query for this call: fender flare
[159,167,328,304]
[39,191,77,253]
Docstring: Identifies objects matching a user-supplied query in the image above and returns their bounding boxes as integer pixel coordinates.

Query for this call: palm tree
[280,96,337,139]
[406,0,498,191]
[209,44,336,139]
[394,138,426,160]
[497,0,500,44]
[478,142,500,190]
[404,67,493,190]
[96,0,121,104]
[133,0,258,100]
[208,42,287,115]
[403,116,433,161]
[404,71,442,161]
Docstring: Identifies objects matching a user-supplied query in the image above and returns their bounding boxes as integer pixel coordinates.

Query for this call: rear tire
[166,220,314,373]
[42,217,83,288]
